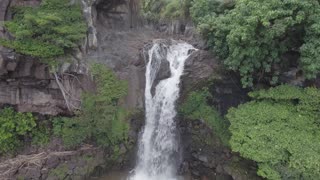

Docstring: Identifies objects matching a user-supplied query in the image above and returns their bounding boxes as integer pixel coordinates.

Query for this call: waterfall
[130,40,196,180]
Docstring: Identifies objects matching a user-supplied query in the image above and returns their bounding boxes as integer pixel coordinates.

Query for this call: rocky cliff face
[0,55,92,115]
[179,118,261,180]
[0,0,215,114]
[0,0,94,115]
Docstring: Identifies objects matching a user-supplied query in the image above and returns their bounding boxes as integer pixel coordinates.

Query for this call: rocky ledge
[0,52,92,115]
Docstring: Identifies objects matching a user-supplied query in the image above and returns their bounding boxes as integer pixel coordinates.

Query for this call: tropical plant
[0,0,86,59]
[0,108,36,153]
[191,0,320,87]
[53,64,129,149]
[227,85,320,179]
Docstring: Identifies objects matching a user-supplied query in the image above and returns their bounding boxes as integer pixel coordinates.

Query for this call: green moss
[17,176,25,180]
[180,88,231,146]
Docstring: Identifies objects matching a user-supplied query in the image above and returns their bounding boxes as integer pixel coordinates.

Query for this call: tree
[53,64,129,149]
[227,85,320,179]
[191,0,320,87]
[0,0,86,59]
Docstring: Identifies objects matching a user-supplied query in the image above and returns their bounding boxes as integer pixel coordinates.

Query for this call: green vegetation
[0,108,36,153]
[141,0,192,21]
[141,0,320,87]
[48,164,69,180]
[0,0,86,59]
[53,64,129,150]
[31,121,51,147]
[0,63,129,157]
[227,85,320,179]
[0,108,54,153]
[190,0,320,87]
[180,89,230,146]
[1,2,320,180]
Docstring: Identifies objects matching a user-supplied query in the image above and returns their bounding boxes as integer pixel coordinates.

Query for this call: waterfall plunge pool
[96,171,192,180]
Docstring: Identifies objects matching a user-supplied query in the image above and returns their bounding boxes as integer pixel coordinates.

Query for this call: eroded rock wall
[179,118,261,180]
[0,54,92,115]
[0,0,94,115]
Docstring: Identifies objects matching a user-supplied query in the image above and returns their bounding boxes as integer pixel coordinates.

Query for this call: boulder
[143,40,172,96]
[182,50,219,91]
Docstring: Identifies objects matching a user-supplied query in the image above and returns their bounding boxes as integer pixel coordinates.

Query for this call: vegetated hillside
[143,0,320,179]
[0,0,319,179]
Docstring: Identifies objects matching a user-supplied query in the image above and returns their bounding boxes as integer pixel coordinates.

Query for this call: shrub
[191,0,320,87]
[227,85,320,179]
[31,121,51,147]
[53,64,129,149]
[52,117,88,148]
[180,89,230,146]
[0,108,36,153]
[141,0,192,21]
[0,0,86,59]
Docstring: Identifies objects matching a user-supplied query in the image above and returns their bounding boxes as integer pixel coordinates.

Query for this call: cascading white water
[130,40,196,180]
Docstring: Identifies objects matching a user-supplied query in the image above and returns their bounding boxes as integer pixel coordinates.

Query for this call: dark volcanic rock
[179,48,249,114]
[182,50,219,91]
[179,118,261,180]
[0,0,93,115]
[0,55,93,115]
[142,40,172,96]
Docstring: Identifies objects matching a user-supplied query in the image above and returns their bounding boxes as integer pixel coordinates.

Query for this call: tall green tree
[227,85,320,179]
[0,0,86,59]
[191,0,320,87]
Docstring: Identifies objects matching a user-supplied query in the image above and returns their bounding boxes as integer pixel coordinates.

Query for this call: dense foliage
[0,108,36,153]
[31,121,51,147]
[53,64,129,149]
[190,0,320,87]
[180,89,230,146]
[227,85,320,179]
[0,0,86,59]
[141,0,192,21]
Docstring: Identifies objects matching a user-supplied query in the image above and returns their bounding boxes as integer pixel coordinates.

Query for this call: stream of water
[129,40,196,180]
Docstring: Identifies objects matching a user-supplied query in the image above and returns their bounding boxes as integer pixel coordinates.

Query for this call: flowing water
[129,40,196,180]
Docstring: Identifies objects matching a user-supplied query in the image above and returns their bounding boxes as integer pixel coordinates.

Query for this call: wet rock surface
[179,118,261,180]
[0,54,92,115]
[182,50,218,91]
